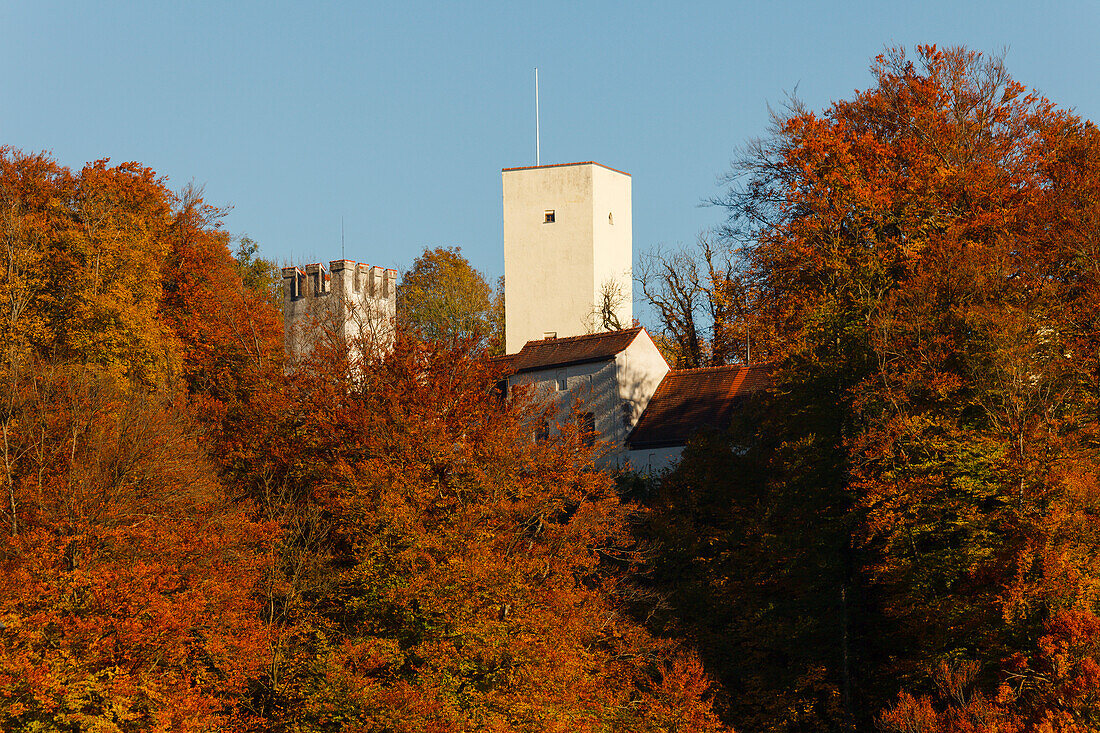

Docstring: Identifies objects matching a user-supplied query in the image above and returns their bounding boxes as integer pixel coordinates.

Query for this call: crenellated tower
[282,260,397,364]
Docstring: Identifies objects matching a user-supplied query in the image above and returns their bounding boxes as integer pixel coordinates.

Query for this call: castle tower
[282,260,397,364]
[502,162,632,354]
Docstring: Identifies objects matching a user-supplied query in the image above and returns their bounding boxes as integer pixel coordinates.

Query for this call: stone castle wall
[281,259,397,364]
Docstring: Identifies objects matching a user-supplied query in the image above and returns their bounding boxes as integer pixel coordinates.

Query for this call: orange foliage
[159,184,282,405]
[229,334,729,731]
[0,146,724,730]
[0,149,178,386]
[698,45,1100,729]
[0,365,273,731]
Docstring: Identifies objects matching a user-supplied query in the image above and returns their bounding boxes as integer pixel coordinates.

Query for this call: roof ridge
[501,161,631,177]
[667,362,768,375]
[518,326,642,351]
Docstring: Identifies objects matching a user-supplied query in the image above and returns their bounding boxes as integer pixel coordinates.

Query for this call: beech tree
[397,246,503,354]
[0,149,179,388]
[643,45,1100,731]
[159,183,283,409]
[229,333,728,732]
[0,149,286,731]
[0,365,272,732]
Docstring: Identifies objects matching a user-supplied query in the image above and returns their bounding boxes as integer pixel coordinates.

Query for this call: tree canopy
[638,44,1100,732]
[0,149,725,731]
[397,246,503,354]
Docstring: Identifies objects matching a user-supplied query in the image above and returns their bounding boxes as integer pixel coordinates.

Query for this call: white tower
[281,260,397,365]
[502,161,632,354]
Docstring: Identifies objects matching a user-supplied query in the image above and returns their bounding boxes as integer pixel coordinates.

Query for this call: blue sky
[3,1,1098,313]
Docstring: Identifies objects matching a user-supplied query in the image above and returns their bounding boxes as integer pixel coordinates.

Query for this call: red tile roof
[508,328,644,373]
[627,364,770,449]
[488,353,518,372]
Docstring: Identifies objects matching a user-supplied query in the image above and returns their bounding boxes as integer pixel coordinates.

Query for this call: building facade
[500,328,669,466]
[503,162,633,354]
[281,260,397,365]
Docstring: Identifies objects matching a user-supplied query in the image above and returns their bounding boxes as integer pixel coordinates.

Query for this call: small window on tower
[544,210,555,223]
[609,212,614,225]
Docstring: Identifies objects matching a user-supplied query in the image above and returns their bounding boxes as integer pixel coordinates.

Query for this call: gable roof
[627,363,770,449]
[509,327,644,373]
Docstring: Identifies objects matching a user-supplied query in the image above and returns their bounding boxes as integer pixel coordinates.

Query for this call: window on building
[578,412,596,446]
[556,371,567,391]
[621,401,632,429]
[609,212,614,225]
[544,209,555,223]
[535,420,550,443]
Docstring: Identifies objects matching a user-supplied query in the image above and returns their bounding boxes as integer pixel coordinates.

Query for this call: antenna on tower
[341,216,345,260]
[535,67,541,166]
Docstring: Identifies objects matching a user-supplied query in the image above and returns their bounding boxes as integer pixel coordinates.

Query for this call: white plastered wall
[502,162,632,354]
[626,446,684,475]
[505,330,669,466]
[614,329,670,426]
[613,330,670,464]
[591,164,633,331]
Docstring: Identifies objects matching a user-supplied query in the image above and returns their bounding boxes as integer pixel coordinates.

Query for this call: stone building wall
[281,259,397,366]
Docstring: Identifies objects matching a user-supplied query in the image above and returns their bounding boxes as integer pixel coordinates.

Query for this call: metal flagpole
[535,68,540,166]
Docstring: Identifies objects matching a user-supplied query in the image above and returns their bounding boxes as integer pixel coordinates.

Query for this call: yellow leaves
[0,149,184,389]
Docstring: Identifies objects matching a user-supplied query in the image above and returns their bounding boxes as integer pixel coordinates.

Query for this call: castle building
[495,327,668,466]
[280,159,765,473]
[281,260,397,365]
[497,161,768,472]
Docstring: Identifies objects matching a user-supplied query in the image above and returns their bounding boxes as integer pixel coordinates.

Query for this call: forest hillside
[0,150,724,732]
[3,45,1100,733]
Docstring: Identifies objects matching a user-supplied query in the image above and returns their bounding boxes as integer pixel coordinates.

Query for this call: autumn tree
[0,149,182,388]
[227,331,728,732]
[233,234,281,308]
[0,150,286,730]
[397,246,503,353]
[158,183,283,417]
[0,364,273,732]
[642,45,1100,731]
[637,234,769,367]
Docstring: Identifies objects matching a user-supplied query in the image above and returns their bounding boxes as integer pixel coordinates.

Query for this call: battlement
[282,258,399,367]
[282,261,398,301]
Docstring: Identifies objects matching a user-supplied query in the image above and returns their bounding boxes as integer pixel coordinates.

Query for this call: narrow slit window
[544,210,555,223]
[609,212,614,225]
